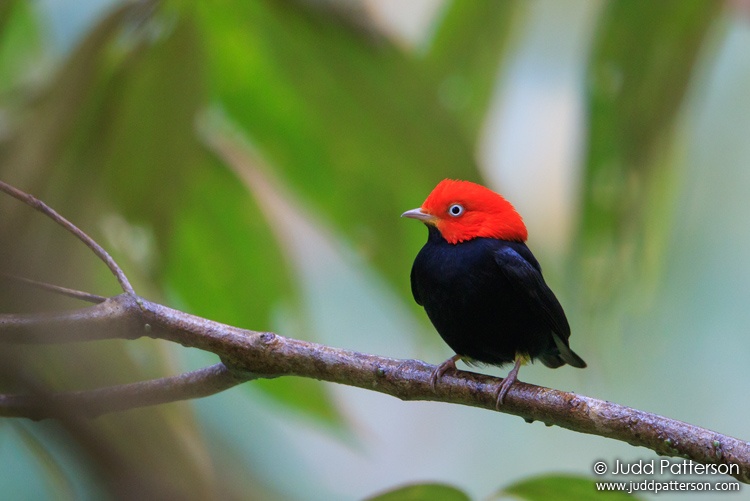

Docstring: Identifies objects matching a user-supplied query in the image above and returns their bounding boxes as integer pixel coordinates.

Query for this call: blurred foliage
[366,475,640,501]
[425,1,519,139]
[495,474,639,500]
[365,482,471,501]
[189,0,483,291]
[574,0,721,317]
[0,0,726,499]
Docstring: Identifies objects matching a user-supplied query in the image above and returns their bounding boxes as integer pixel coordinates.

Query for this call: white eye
[448,204,464,217]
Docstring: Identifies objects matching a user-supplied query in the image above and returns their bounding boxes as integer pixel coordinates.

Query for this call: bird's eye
[448,204,464,217]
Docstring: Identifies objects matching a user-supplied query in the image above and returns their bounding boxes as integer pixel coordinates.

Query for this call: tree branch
[139,296,750,485]
[1,180,748,484]
[1,293,748,483]
[0,363,245,420]
[0,295,142,343]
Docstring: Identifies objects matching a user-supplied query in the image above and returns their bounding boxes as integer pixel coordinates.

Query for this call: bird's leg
[495,356,524,408]
[430,354,462,392]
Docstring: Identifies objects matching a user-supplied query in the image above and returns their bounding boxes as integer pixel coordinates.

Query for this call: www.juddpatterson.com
[592,460,741,494]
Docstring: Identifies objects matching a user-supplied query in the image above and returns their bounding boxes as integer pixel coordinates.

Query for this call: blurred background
[0,0,749,499]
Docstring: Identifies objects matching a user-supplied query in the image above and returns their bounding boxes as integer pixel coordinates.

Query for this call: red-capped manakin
[402,179,586,407]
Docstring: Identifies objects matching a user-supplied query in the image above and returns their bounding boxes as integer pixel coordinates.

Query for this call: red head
[402,179,527,244]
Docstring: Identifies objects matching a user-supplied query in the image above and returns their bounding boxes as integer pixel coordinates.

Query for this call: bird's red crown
[417,179,527,244]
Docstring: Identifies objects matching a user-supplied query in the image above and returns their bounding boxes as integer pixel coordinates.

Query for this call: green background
[0,1,747,499]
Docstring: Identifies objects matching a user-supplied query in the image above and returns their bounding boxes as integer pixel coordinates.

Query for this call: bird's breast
[410,236,551,365]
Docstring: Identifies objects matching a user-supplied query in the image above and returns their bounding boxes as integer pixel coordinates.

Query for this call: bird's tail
[539,353,565,369]
[549,332,587,369]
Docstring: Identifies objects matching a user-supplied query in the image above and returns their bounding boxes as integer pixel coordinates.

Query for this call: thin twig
[1,273,107,304]
[0,363,244,419]
[0,180,135,295]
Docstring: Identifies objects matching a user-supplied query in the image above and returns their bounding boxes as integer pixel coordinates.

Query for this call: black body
[411,226,585,369]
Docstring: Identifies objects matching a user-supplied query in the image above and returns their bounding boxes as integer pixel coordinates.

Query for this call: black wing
[410,264,423,306]
[494,245,586,368]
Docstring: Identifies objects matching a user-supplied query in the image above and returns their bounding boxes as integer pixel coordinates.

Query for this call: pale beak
[401,207,436,223]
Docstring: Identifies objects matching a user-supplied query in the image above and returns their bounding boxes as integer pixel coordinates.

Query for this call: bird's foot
[494,375,516,408]
[494,357,523,409]
[430,354,462,392]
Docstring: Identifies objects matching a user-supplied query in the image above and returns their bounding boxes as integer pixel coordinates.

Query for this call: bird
[402,179,586,407]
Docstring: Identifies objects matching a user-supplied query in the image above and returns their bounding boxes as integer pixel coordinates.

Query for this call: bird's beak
[401,207,436,223]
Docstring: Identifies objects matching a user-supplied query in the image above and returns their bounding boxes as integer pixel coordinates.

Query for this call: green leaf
[587,0,720,170]
[85,10,342,424]
[365,482,471,501]
[573,0,721,313]
[190,0,482,306]
[0,3,136,201]
[0,0,17,31]
[162,164,293,330]
[0,0,41,96]
[2,0,344,450]
[426,0,519,139]
[253,377,342,428]
[497,474,640,500]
